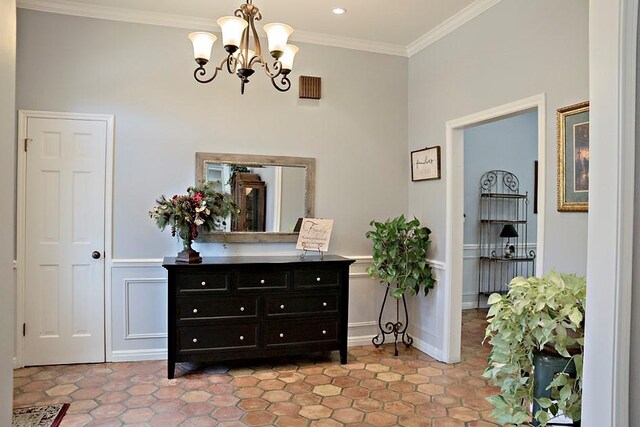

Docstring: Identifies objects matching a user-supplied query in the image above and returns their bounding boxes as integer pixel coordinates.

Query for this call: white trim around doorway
[15,110,115,368]
[442,93,546,363]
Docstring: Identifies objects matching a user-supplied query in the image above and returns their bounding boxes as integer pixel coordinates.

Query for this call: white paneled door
[24,117,107,365]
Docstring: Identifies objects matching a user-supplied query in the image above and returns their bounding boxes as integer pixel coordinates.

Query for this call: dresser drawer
[177,324,259,354]
[293,268,341,290]
[236,270,289,290]
[177,296,259,322]
[265,319,338,348]
[176,272,230,293]
[265,294,338,318]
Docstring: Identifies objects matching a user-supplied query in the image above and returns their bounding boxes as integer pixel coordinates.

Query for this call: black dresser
[163,255,354,379]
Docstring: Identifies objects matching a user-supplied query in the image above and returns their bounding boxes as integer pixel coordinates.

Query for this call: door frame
[442,93,546,362]
[15,110,115,368]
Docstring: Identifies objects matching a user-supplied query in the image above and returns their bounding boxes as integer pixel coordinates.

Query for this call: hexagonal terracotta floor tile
[312,384,342,397]
[298,403,332,420]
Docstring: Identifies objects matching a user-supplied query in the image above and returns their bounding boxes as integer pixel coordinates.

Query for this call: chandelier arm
[261,59,283,79]
[271,74,291,92]
[227,55,238,74]
[194,56,233,84]
[249,11,263,58]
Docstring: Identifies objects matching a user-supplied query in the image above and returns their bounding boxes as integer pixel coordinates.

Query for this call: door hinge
[22,323,26,337]
[24,138,32,152]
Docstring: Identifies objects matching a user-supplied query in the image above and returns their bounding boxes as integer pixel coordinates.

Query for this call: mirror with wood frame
[195,152,316,243]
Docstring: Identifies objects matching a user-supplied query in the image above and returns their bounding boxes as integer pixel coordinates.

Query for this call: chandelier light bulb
[188,32,217,64]
[279,44,299,72]
[217,16,248,52]
[263,23,293,58]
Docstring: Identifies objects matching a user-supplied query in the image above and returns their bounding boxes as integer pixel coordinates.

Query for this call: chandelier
[188,0,299,94]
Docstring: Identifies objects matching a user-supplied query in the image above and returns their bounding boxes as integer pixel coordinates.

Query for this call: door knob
[91,251,101,259]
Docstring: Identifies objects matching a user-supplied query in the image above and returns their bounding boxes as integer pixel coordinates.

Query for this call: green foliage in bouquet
[149,181,238,243]
[365,215,436,299]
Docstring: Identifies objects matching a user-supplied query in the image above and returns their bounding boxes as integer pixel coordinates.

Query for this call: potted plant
[483,271,586,426]
[149,181,237,263]
[365,214,436,355]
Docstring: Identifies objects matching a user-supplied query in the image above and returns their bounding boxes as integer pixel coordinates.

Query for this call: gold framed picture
[557,101,589,212]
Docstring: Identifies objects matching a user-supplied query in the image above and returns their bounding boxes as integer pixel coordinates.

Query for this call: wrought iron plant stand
[372,284,413,356]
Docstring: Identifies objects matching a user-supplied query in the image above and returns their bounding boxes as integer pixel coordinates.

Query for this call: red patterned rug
[12,403,69,427]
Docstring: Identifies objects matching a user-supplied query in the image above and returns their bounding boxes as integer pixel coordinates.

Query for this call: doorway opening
[442,94,546,363]
[463,110,538,309]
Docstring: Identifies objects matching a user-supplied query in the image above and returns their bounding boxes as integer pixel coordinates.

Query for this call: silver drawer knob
[240,336,244,341]
[279,333,284,338]
[192,338,198,343]
[201,281,206,286]
[280,304,285,309]
[316,277,321,282]
[260,279,265,284]
[322,302,327,307]
[322,330,327,335]
[240,307,245,312]
[193,308,198,314]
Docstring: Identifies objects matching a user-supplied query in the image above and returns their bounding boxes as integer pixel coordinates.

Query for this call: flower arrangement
[149,181,237,262]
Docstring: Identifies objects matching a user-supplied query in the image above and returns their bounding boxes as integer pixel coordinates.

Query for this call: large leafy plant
[483,271,586,426]
[365,215,435,298]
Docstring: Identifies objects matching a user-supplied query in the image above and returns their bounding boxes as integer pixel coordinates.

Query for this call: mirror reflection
[205,163,306,233]
[196,153,315,243]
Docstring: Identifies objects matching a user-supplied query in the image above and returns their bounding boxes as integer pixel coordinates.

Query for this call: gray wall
[0,0,16,423]
[630,6,640,421]
[408,0,589,274]
[462,111,538,307]
[16,9,408,359]
[16,9,409,260]
[406,0,588,354]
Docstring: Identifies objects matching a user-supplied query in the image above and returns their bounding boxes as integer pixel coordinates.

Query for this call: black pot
[531,351,580,426]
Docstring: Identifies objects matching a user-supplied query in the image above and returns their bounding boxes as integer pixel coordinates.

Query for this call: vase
[176,226,202,264]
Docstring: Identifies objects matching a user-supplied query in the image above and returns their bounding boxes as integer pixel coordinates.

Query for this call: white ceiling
[17,0,499,55]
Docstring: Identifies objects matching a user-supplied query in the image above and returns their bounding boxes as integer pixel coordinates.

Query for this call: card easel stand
[299,242,325,261]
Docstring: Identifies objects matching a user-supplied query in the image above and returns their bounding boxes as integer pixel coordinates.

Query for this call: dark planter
[532,350,580,426]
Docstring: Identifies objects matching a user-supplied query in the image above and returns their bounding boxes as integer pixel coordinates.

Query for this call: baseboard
[462,301,479,310]
[110,348,168,362]
[348,335,376,347]
[13,357,19,369]
[411,335,444,362]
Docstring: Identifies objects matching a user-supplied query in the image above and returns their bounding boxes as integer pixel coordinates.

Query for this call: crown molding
[17,0,218,30]
[17,0,502,58]
[407,0,503,57]
[15,0,408,57]
[291,31,407,57]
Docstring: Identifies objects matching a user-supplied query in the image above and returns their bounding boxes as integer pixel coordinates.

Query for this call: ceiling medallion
[188,0,298,94]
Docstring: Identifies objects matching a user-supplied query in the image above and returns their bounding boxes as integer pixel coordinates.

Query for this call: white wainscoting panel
[108,256,391,362]
[407,259,446,361]
[124,278,167,340]
[109,263,167,361]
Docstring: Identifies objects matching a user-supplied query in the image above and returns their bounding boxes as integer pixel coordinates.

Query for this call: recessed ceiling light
[332,7,347,15]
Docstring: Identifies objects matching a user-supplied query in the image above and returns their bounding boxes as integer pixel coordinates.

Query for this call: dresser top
[162,254,355,268]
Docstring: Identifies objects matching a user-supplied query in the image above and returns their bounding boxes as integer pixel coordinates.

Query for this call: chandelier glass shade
[188,0,298,94]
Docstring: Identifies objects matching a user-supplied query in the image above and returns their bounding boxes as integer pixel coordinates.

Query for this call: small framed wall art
[557,101,589,212]
[411,146,441,181]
